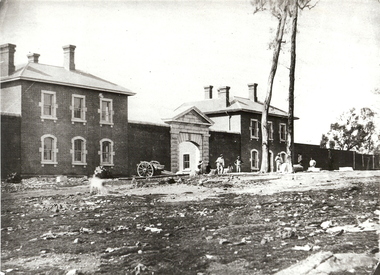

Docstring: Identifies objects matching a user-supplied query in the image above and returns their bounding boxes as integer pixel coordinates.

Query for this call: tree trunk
[260,11,288,173]
[286,1,297,173]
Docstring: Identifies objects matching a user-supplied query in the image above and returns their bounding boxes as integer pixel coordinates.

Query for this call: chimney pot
[1,43,16,76]
[27,53,40,63]
[248,83,258,102]
[204,85,213,99]
[218,86,230,107]
[63,44,76,70]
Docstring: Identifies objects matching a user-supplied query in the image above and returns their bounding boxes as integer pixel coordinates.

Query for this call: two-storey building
[164,84,292,173]
[1,43,135,178]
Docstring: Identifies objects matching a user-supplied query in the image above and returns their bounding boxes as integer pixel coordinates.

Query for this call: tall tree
[286,0,297,172]
[286,0,317,171]
[251,0,289,173]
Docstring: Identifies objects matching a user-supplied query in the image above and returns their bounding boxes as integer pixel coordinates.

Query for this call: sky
[1,0,379,145]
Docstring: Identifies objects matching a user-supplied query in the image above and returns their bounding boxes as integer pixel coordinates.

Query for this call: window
[280,152,287,163]
[268,121,274,140]
[183,154,190,170]
[250,119,259,139]
[250,149,259,170]
[269,150,274,172]
[279,123,287,142]
[99,97,114,126]
[71,137,87,166]
[39,91,57,121]
[40,134,58,166]
[99,139,114,166]
[71,95,86,123]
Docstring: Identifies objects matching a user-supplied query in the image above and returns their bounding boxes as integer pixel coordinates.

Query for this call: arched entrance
[178,141,200,173]
[163,106,214,173]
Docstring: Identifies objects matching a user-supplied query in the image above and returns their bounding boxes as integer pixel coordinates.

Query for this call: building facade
[1,43,135,178]
[167,84,291,173]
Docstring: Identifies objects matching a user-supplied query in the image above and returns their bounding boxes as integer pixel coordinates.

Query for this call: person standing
[275,153,283,172]
[215,154,225,175]
[196,160,203,175]
[309,157,316,168]
[234,156,243,173]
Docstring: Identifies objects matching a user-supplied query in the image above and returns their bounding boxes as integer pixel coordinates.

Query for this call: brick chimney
[204,85,213,99]
[248,83,258,102]
[63,45,76,70]
[1,43,16,76]
[218,86,230,107]
[27,53,40,63]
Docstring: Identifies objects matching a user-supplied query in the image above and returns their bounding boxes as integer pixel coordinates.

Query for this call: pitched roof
[176,95,291,118]
[0,62,135,96]
[163,105,214,126]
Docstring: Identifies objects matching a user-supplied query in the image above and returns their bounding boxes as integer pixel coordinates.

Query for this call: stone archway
[163,106,213,173]
[169,128,210,173]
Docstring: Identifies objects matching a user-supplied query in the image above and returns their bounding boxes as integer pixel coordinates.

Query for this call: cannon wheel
[137,161,155,177]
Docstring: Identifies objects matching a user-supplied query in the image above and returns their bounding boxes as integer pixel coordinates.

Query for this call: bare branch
[298,0,319,10]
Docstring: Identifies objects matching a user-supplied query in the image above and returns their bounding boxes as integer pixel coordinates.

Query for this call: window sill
[250,136,259,140]
[100,122,114,127]
[72,162,87,166]
[72,119,87,125]
[100,163,114,167]
[41,161,58,167]
[41,116,57,122]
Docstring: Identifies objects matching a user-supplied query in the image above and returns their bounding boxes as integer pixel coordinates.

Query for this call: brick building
[162,84,292,173]
[1,43,135,178]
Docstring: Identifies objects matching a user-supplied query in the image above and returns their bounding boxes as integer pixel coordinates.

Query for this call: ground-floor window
[40,134,58,166]
[250,149,259,170]
[280,151,287,163]
[99,138,114,166]
[269,150,274,172]
[71,136,87,166]
[183,154,190,170]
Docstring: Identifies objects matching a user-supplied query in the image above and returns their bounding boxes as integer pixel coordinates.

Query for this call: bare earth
[1,170,379,274]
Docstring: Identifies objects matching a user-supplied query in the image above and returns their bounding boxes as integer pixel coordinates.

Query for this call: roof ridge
[19,62,30,76]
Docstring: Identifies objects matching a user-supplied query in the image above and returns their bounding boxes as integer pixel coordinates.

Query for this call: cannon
[137,160,165,177]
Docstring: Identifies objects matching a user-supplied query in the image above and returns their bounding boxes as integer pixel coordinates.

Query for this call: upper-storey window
[268,121,274,140]
[40,134,58,166]
[40,91,57,121]
[250,119,259,139]
[71,95,87,124]
[99,97,114,126]
[279,123,287,142]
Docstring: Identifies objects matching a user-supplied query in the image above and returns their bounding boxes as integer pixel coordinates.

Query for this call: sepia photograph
[1,0,380,274]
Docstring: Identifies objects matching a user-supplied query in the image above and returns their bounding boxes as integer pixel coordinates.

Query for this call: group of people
[196,154,243,175]
[215,154,244,174]
[197,153,317,174]
[275,153,317,173]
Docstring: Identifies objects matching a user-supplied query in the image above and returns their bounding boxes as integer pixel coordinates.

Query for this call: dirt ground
[1,170,380,274]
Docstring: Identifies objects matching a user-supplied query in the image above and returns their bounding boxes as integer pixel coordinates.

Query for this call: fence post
[353,151,355,170]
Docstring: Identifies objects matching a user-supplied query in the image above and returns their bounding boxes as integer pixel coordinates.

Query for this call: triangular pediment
[162,106,214,126]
